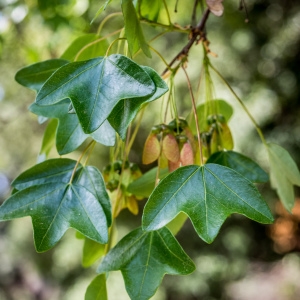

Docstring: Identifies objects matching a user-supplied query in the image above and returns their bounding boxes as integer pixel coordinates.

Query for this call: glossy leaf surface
[108,66,168,139]
[74,166,112,226]
[267,143,300,211]
[3,159,111,251]
[207,151,268,183]
[0,183,108,252]
[36,55,155,133]
[15,59,69,92]
[30,101,115,154]
[143,164,274,243]
[12,158,77,190]
[122,0,151,57]
[97,227,195,300]
[85,274,107,300]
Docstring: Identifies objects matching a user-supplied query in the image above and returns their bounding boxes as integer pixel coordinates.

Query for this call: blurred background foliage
[0,0,300,299]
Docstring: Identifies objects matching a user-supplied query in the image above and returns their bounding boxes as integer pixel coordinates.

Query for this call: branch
[162,8,210,76]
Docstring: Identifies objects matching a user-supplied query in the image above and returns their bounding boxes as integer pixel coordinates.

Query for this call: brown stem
[162,8,210,76]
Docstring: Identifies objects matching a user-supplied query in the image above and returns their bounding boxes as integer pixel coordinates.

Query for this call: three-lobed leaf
[207,150,269,183]
[1,159,111,252]
[143,164,274,243]
[36,54,156,133]
[97,227,195,300]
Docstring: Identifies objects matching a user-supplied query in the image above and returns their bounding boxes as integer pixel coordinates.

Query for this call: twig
[182,66,204,165]
[192,0,199,25]
[162,8,210,76]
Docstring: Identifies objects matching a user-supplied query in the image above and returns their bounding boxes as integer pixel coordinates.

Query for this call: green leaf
[30,101,115,155]
[207,151,269,183]
[108,66,168,139]
[143,164,274,243]
[12,158,77,191]
[85,274,107,300]
[0,183,108,252]
[190,99,233,134]
[267,143,300,211]
[2,159,111,251]
[38,118,58,162]
[36,55,155,133]
[121,0,152,58]
[12,159,112,225]
[97,227,195,300]
[82,238,105,268]
[139,0,161,22]
[127,167,169,198]
[74,166,112,226]
[15,59,69,92]
[90,0,113,24]
[166,212,188,236]
[61,34,109,62]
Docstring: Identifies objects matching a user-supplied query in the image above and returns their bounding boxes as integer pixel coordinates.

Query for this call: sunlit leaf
[190,99,233,134]
[97,227,195,300]
[15,59,69,92]
[37,118,58,162]
[90,0,113,24]
[85,274,107,300]
[267,143,300,211]
[207,150,268,183]
[82,238,105,268]
[139,0,161,22]
[143,164,274,243]
[122,0,151,58]
[166,212,188,235]
[108,66,168,139]
[127,167,169,198]
[61,34,109,61]
[36,55,155,133]
[30,101,115,155]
